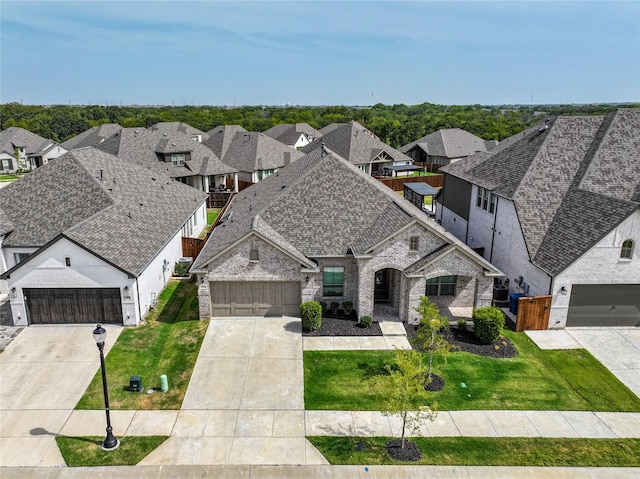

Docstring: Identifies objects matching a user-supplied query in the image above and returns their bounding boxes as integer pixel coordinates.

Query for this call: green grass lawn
[0,174,19,181]
[308,436,640,467]
[76,279,208,410]
[56,436,167,467]
[304,330,640,411]
[207,208,220,225]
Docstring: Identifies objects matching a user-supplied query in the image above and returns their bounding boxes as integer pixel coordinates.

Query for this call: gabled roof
[204,129,304,173]
[192,147,502,278]
[399,128,497,159]
[0,147,208,277]
[440,109,640,275]
[61,123,123,150]
[262,123,321,146]
[301,121,411,166]
[149,122,209,142]
[96,127,236,178]
[0,127,59,156]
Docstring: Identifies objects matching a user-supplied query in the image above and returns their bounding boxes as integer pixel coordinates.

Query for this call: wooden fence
[375,174,444,192]
[182,237,206,260]
[515,295,552,332]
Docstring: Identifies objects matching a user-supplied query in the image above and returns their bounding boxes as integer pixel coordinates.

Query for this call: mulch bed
[424,373,445,391]
[386,439,422,462]
[302,315,382,336]
[405,323,518,359]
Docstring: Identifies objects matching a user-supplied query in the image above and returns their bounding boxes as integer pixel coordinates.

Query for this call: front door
[374,269,390,303]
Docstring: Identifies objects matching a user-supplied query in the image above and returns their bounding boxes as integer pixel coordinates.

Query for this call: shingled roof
[149,122,209,142]
[0,147,208,277]
[192,147,501,276]
[61,123,123,150]
[440,109,640,276]
[301,121,411,166]
[399,128,497,159]
[262,123,321,146]
[96,127,236,178]
[1,127,59,156]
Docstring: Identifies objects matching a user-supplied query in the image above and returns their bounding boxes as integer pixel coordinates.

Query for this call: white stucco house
[0,147,208,326]
[436,109,640,328]
[1,127,67,171]
[191,147,502,324]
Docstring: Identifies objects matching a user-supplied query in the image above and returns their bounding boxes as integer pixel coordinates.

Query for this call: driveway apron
[143,317,328,466]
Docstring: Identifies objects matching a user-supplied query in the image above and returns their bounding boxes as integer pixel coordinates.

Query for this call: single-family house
[191,147,502,323]
[1,127,67,171]
[262,123,322,150]
[301,121,413,176]
[0,147,208,326]
[400,128,498,169]
[149,122,210,143]
[204,126,304,185]
[61,123,123,150]
[437,109,640,328]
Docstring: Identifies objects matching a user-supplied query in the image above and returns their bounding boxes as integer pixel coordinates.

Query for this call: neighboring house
[191,147,502,323]
[149,122,210,143]
[437,109,640,328]
[96,127,238,192]
[204,126,304,184]
[400,128,498,169]
[262,123,322,150]
[0,147,208,326]
[60,123,123,150]
[301,121,413,176]
[0,127,67,171]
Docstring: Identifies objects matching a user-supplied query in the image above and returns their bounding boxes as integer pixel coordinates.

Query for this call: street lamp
[92,324,119,451]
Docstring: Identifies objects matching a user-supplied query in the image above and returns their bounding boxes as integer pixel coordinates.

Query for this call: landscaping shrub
[173,261,190,277]
[360,315,373,328]
[301,301,322,332]
[342,301,353,316]
[472,306,505,344]
[457,318,468,332]
[319,301,328,315]
[330,302,340,317]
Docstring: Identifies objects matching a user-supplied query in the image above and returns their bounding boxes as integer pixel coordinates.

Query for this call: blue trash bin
[509,293,526,314]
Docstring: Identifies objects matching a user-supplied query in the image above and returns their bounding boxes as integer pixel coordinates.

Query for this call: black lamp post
[92,323,119,451]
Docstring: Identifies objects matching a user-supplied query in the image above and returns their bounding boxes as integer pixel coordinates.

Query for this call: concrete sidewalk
[303,321,412,350]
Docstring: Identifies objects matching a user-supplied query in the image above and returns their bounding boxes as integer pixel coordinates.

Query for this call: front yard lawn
[76,278,207,410]
[308,436,640,466]
[304,330,640,411]
[56,436,167,467]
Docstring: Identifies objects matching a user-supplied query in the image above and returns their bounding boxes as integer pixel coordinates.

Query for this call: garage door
[210,281,301,317]
[24,288,123,325]
[567,284,640,327]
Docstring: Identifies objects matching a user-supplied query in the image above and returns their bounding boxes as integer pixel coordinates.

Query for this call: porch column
[356,259,374,319]
[406,276,427,325]
[197,274,211,320]
[233,173,239,192]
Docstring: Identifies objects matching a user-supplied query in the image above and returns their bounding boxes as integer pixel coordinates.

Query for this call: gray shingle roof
[192,147,499,275]
[0,127,57,156]
[61,124,123,150]
[262,123,321,146]
[399,128,496,159]
[440,109,640,275]
[301,121,412,166]
[0,147,208,277]
[204,125,247,159]
[149,122,209,142]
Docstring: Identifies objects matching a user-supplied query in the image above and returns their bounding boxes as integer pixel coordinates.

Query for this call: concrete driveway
[568,329,640,398]
[0,324,121,467]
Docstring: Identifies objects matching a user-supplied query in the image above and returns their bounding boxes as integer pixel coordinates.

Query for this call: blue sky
[1,1,638,106]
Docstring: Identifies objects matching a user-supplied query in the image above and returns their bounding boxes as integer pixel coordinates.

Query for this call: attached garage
[210,281,301,317]
[567,284,640,327]
[24,288,123,325]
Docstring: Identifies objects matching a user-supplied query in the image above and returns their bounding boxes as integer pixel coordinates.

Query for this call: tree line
[1,102,634,148]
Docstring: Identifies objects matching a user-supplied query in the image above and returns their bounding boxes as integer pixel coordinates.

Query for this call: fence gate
[516,295,552,332]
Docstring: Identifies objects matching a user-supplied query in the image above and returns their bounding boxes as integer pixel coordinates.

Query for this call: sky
[1,0,639,106]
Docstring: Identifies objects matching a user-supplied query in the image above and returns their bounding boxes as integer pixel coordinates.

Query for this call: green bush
[472,306,505,344]
[330,302,340,316]
[457,318,468,332]
[342,301,353,316]
[173,262,190,277]
[301,301,322,332]
[360,315,373,328]
[319,301,328,315]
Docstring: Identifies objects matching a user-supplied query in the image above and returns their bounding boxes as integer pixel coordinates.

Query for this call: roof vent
[538,125,549,133]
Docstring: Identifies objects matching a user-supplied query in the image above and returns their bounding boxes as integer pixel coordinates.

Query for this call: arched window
[620,239,634,259]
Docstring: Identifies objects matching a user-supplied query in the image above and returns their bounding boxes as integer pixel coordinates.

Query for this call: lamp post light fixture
[92,323,119,451]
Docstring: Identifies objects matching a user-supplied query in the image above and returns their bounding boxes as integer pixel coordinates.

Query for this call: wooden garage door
[567,284,640,327]
[24,288,123,325]
[210,281,301,317]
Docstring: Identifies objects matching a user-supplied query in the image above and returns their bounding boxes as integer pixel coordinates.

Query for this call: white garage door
[210,281,301,317]
[567,284,640,327]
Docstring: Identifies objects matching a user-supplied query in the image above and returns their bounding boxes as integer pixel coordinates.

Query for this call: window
[14,253,29,265]
[257,169,275,181]
[249,248,259,262]
[65,257,71,267]
[323,266,344,297]
[358,165,369,174]
[621,239,634,259]
[476,187,496,214]
[426,275,457,296]
[1,159,9,170]
[171,154,185,166]
[409,236,419,251]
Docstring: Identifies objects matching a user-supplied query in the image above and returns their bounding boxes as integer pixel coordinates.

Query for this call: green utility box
[129,376,143,392]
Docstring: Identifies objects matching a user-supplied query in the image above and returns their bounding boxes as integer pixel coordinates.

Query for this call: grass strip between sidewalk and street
[56,436,168,467]
[308,436,640,467]
[76,278,208,410]
[304,330,640,412]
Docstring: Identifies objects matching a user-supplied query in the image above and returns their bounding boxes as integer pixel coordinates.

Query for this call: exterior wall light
[10,288,17,299]
[559,286,568,296]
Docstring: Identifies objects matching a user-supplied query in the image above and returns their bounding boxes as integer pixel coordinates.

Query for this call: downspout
[135,278,142,325]
[488,197,499,263]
